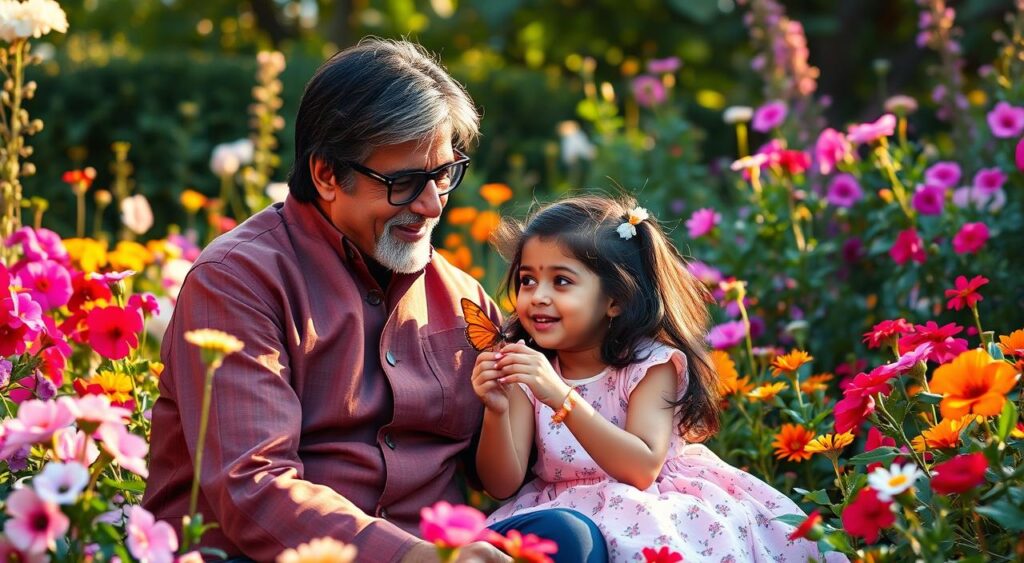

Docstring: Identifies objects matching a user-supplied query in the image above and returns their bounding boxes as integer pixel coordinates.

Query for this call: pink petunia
[632,75,666,108]
[911,185,945,215]
[125,506,179,563]
[752,101,787,132]
[0,399,75,459]
[707,320,748,350]
[419,501,488,549]
[815,128,852,175]
[847,114,896,145]
[86,305,143,360]
[0,536,48,563]
[50,427,100,466]
[98,422,150,477]
[889,229,926,265]
[64,395,131,431]
[986,101,1024,138]
[972,168,1007,194]
[5,227,68,265]
[826,174,863,208]
[0,290,45,357]
[924,161,961,189]
[13,260,72,311]
[3,487,70,555]
[685,208,721,238]
[952,222,989,255]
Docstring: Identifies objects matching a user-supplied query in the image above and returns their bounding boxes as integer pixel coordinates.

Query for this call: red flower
[931,452,988,495]
[67,272,112,313]
[834,389,877,433]
[489,530,559,563]
[776,150,811,175]
[841,487,895,544]
[62,168,97,193]
[864,427,899,472]
[899,322,968,364]
[788,510,823,541]
[642,546,683,563]
[890,229,926,265]
[944,275,989,311]
[85,305,143,360]
[862,318,913,349]
[952,222,989,255]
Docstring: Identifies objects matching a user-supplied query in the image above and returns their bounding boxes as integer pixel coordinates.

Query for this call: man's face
[322,131,454,273]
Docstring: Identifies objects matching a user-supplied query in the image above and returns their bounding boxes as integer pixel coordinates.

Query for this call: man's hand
[401,541,512,562]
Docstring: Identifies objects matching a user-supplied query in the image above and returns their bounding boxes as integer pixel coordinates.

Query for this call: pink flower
[924,161,961,189]
[685,208,721,238]
[889,229,926,265]
[899,322,968,365]
[50,427,100,466]
[1016,137,1024,172]
[87,270,136,284]
[952,222,989,255]
[862,318,913,349]
[128,292,161,316]
[33,461,89,505]
[944,275,989,311]
[14,260,72,311]
[875,342,934,378]
[707,320,747,350]
[953,186,1006,212]
[912,185,945,215]
[0,290,44,357]
[931,452,988,494]
[986,101,1024,138]
[419,501,487,549]
[752,101,787,132]
[125,505,179,563]
[5,227,68,264]
[98,422,150,477]
[86,305,143,360]
[631,75,666,108]
[826,174,862,208]
[646,57,681,74]
[65,395,131,430]
[815,128,852,174]
[834,392,876,434]
[0,536,48,563]
[972,168,1007,194]
[847,114,896,145]
[3,487,70,555]
[686,261,722,286]
[0,399,75,459]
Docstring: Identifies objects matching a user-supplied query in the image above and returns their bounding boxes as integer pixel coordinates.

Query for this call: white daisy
[867,462,922,501]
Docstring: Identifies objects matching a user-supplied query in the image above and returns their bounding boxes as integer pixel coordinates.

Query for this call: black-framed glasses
[346,148,471,206]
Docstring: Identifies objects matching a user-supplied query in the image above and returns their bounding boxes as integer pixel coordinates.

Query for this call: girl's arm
[472,351,536,499]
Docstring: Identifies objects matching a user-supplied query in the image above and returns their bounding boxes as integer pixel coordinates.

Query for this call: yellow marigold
[107,241,154,272]
[180,189,208,214]
[150,361,165,378]
[800,373,833,394]
[184,329,245,355]
[276,538,357,563]
[804,431,855,455]
[929,349,1019,419]
[771,349,813,376]
[911,415,972,452]
[772,423,815,462]
[447,206,478,226]
[479,183,513,207]
[470,210,501,243]
[998,329,1024,358]
[87,371,133,405]
[63,237,109,273]
[746,382,787,402]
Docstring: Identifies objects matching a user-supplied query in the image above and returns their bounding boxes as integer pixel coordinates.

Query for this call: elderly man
[143,39,607,562]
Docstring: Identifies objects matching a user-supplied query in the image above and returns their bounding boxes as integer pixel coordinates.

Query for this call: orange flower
[772,423,815,462]
[804,431,855,455]
[180,189,208,213]
[470,210,501,243]
[469,266,485,280]
[800,373,833,394]
[437,246,473,271]
[479,183,513,207]
[444,233,464,249]
[747,382,787,402]
[447,206,478,226]
[713,350,754,397]
[929,349,1019,419]
[912,415,972,452]
[771,349,813,376]
[998,329,1024,358]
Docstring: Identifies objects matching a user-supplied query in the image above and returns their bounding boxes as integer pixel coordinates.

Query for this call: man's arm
[163,262,418,561]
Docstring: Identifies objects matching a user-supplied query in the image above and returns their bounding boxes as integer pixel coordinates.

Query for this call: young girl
[472,196,840,562]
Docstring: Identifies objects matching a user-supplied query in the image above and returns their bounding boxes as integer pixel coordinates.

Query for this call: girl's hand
[471,351,510,413]
[495,341,572,410]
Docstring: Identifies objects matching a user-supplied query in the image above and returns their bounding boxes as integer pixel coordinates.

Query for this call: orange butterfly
[460,298,507,352]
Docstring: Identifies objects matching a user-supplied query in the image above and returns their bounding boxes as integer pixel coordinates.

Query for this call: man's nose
[408,179,443,219]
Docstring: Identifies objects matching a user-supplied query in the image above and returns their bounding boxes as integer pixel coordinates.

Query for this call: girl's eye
[555,276,572,286]
[519,276,536,286]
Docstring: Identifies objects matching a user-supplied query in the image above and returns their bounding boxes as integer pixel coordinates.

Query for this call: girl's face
[515,237,619,353]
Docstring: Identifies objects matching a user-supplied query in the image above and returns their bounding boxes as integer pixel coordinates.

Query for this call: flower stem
[189,359,221,516]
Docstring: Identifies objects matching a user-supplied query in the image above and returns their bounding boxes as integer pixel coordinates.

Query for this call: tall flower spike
[617,206,649,240]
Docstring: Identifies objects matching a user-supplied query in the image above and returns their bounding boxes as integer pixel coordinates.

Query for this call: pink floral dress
[485,340,842,562]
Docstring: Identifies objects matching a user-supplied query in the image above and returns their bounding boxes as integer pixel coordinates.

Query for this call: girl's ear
[607,300,622,319]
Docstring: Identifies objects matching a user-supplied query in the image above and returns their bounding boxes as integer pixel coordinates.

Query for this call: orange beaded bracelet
[550,389,576,424]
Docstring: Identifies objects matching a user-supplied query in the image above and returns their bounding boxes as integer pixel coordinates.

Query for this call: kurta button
[384,433,396,449]
[385,350,396,366]
[366,290,383,306]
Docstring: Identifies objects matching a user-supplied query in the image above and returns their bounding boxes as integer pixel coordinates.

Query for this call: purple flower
[646,57,681,74]
[912,185,945,216]
[826,174,863,208]
[752,101,787,133]
[631,75,666,108]
[847,114,896,145]
[0,358,11,387]
[685,208,721,238]
[972,167,1007,194]
[686,261,723,286]
[842,238,865,264]
[815,128,852,174]
[924,161,961,189]
[4,445,30,471]
[986,101,1024,138]
[707,321,747,350]
[13,260,72,311]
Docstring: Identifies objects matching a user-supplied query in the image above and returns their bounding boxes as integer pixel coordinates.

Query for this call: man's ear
[309,155,341,202]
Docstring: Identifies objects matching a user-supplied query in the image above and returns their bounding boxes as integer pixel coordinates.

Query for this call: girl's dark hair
[493,195,721,442]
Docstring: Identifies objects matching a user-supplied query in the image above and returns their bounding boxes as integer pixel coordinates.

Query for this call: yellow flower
[107,241,154,272]
[800,373,833,394]
[911,415,972,452]
[86,371,134,405]
[180,189,209,214]
[146,239,183,262]
[770,349,813,376]
[746,382,787,402]
[479,183,513,207]
[184,329,245,355]
[929,349,1019,419]
[276,538,357,563]
[804,431,855,455]
[447,206,478,226]
[150,361,165,378]
[998,329,1024,358]
[63,237,109,273]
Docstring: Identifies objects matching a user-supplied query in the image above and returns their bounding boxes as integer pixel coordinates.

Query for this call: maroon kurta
[143,196,499,561]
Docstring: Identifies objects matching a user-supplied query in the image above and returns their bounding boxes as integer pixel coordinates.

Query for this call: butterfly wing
[460,298,503,352]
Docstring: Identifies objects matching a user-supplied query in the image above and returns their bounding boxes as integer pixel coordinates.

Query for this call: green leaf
[916,392,944,405]
[781,408,805,424]
[987,342,1005,360]
[997,400,1018,442]
[824,531,855,553]
[797,488,832,505]
[976,500,1024,532]
[667,0,719,23]
[774,513,807,527]
[848,446,901,465]
[102,477,146,495]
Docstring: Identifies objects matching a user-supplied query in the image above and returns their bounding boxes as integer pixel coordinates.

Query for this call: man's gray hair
[287,38,480,201]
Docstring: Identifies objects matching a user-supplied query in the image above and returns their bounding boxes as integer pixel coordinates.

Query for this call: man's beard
[373,211,439,274]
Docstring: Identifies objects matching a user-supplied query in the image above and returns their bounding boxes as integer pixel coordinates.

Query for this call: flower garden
[1,0,1024,561]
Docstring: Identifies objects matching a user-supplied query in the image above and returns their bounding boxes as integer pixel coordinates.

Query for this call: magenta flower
[3,487,69,555]
[953,186,1006,212]
[33,461,89,505]
[847,114,896,145]
[86,305,143,360]
[5,227,68,264]
[1017,137,1024,172]
[685,208,721,238]
[0,399,75,459]
[126,506,179,563]
[419,501,488,549]
[752,101,787,132]
[952,222,989,255]
[631,75,666,108]
[911,185,945,215]
[646,57,681,74]
[889,229,926,265]
[815,128,852,174]
[686,261,723,287]
[876,343,934,378]
[13,260,72,311]
[826,174,863,208]
[899,322,968,365]
[0,536,46,563]
[924,161,961,189]
[87,270,136,284]
[972,168,1007,194]
[128,292,161,317]
[707,320,747,350]
[0,291,44,356]
[98,422,150,477]
[986,101,1024,138]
